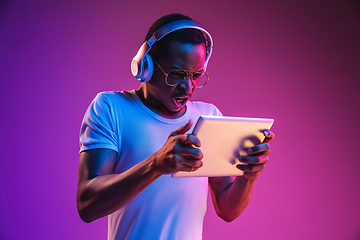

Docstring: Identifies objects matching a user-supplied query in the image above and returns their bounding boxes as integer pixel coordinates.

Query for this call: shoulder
[83,91,136,121]
[91,90,135,108]
[95,90,132,102]
[188,100,222,116]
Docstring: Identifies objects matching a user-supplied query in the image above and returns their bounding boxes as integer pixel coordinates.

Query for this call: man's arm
[208,130,275,222]
[77,148,161,223]
[76,120,203,223]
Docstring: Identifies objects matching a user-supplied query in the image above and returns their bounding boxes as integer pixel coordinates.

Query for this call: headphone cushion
[140,54,153,82]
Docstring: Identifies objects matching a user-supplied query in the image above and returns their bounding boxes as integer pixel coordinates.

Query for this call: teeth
[175,97,186,104]
[174,96,189,105]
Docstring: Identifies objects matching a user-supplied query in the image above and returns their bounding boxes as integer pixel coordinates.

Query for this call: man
[77,13,274,240]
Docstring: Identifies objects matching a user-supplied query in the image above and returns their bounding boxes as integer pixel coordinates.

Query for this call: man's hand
[236,130,275,181]
[152,119,203,174]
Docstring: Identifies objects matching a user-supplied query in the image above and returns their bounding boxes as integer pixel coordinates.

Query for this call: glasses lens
[166,70,209,88]
[192,71,209,88]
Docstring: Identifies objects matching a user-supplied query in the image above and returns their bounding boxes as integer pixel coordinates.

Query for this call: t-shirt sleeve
[79,93,119,153]
[212,104,223,117]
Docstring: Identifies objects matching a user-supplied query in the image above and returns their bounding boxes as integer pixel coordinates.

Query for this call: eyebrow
[170,65,205,72]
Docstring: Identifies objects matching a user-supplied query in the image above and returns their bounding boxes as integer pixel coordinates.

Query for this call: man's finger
[179,134,201,148]
[263,130,275,143]
[170,119,193,137]
[239,154,269,164]
[248,143,269,154]
[237,162,266,172]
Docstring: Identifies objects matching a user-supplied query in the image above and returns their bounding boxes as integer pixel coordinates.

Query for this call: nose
[178,76,194,93]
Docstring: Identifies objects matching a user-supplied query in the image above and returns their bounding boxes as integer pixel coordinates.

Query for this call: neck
[135,85,186,119]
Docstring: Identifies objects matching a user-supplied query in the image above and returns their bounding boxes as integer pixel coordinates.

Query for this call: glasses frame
[154,59,209,88]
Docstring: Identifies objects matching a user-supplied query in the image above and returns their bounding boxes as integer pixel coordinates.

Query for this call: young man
[77,13,274,240]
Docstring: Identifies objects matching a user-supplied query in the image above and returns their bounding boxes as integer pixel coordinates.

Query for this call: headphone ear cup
[140,54,153,82]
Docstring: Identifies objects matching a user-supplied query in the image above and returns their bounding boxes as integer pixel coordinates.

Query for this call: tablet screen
[171,116,274,178]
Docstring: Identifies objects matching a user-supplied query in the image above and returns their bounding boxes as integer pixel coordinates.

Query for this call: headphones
[131,19,213,82]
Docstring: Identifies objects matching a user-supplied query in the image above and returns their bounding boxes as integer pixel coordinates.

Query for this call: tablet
[171,115,274,178]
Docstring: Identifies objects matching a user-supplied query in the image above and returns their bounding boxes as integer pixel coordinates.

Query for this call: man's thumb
[170,119,193,137]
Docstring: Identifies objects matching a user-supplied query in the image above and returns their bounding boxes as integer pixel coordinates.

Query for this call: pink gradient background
[1,0,359,239]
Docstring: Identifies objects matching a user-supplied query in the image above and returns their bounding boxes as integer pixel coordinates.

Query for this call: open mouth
[173,96,189,106]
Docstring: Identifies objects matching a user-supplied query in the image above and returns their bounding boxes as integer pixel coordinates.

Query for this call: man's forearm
[210,176,256,222]
[77,156,161,223]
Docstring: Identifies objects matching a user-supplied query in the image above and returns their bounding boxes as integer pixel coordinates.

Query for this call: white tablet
[171,115,274,178]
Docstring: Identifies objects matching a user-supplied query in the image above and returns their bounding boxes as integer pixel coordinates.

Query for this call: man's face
[146,41,207,117]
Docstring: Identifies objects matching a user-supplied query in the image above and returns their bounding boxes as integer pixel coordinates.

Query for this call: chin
[167,104,185,114]
[168,107,182,113]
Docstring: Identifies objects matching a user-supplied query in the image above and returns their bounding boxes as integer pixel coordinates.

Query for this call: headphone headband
[131,19,213,82]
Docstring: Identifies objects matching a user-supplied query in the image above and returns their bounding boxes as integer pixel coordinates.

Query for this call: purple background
[1,0,360,239]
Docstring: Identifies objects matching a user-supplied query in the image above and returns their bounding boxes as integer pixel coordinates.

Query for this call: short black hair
[145,13,208,61]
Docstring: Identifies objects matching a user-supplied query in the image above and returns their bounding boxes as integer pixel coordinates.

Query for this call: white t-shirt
[79,90,222,240]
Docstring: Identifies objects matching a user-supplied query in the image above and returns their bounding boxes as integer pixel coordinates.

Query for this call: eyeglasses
[154,60,209,88]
